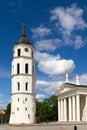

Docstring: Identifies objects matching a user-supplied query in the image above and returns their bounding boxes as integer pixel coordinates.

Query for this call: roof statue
[66,73,69,83]
[76,75,80,85]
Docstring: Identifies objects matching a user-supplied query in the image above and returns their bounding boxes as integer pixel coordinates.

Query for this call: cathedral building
[55,75,87,122]
[9,23,36,124]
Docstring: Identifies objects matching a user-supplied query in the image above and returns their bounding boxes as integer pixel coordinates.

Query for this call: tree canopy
[36,95,58,122]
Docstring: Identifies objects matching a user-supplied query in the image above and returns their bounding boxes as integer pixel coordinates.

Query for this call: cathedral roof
[65,82,87,88]
[17,23,31,45]
[55,82,87,97]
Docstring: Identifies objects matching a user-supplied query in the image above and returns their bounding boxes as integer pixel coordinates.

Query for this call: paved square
[0,124,87,130]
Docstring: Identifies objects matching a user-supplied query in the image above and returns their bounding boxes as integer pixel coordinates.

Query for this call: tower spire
[18,22,31,45]
[22,22,26,37]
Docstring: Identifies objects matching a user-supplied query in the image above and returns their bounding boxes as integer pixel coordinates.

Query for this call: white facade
[56,83,87,122]
[9,23,36,124]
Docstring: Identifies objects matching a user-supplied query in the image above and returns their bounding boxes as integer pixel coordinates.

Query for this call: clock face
[25,48,29,52]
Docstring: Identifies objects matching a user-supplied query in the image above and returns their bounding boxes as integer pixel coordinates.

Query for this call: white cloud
[50,4,87,33]
[50,4,87,49]
[79,74,87,85]
[31,25,51,38]
[36,94,47,102]
[31,5,87,50]
[35,51,75,76]
[38,59,75,75]
[34,51,60,62]
[74,35,85,49]
[36,80,63,95]
[35,38,62,51]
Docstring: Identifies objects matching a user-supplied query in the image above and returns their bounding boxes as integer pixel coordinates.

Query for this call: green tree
[36,101,47,122]
[43,95,58,121]
[5,103,11,123]
[36,95,58,122]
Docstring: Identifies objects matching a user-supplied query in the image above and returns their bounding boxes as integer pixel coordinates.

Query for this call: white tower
[9,23,36,124]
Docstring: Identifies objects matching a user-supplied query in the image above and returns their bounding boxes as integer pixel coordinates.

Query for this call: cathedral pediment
[56,83,75,95]
[60,87,71,93]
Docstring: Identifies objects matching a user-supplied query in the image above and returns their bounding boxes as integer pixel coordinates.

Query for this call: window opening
[18,98,19,102]
[25,98,27,101]
[17,107,19,111]
[18,49,21,56]
[25,107,27,111]
[25,63,28,73]
[17,82,20,90]
[17,63,20,74]
[25,83,28,91]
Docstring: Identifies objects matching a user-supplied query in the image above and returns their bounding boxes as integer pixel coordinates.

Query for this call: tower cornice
[13,43,34,51]
[11,92,36,96]
[11,73,35,78]
[12,56,35,61]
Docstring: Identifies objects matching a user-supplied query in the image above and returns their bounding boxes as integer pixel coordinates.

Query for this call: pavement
[0,123,87,130]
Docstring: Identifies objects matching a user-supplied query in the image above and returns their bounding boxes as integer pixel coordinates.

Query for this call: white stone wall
[12,58,33,75]
[10,94,36,124]
[13,44,33,57]
[12,76,34,93]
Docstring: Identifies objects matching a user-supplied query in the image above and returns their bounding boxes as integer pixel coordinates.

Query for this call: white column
[76,95,80,121]
[69,97,72,121]
[58,100,61,121]
[72,96,76,121]
[64,98,67,121]
[61,99,63,121]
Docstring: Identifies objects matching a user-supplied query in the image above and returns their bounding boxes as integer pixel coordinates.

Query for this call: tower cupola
[18,22,31,45]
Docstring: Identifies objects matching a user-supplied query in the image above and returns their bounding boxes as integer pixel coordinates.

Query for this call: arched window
[18,98,20,102]
[17,82,20,91]
[17,63,20,74]
[25,98,27,101]
[25,107,27,111]
[25,63,28,74]
[18,49,21,56]
[17,107,19,111]
[32,65,34,75]
[25,82,28,91]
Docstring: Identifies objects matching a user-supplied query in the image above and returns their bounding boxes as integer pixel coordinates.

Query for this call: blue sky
[0,0,87,109]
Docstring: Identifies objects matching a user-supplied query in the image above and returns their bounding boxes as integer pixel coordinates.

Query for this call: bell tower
[9,23,36,124]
